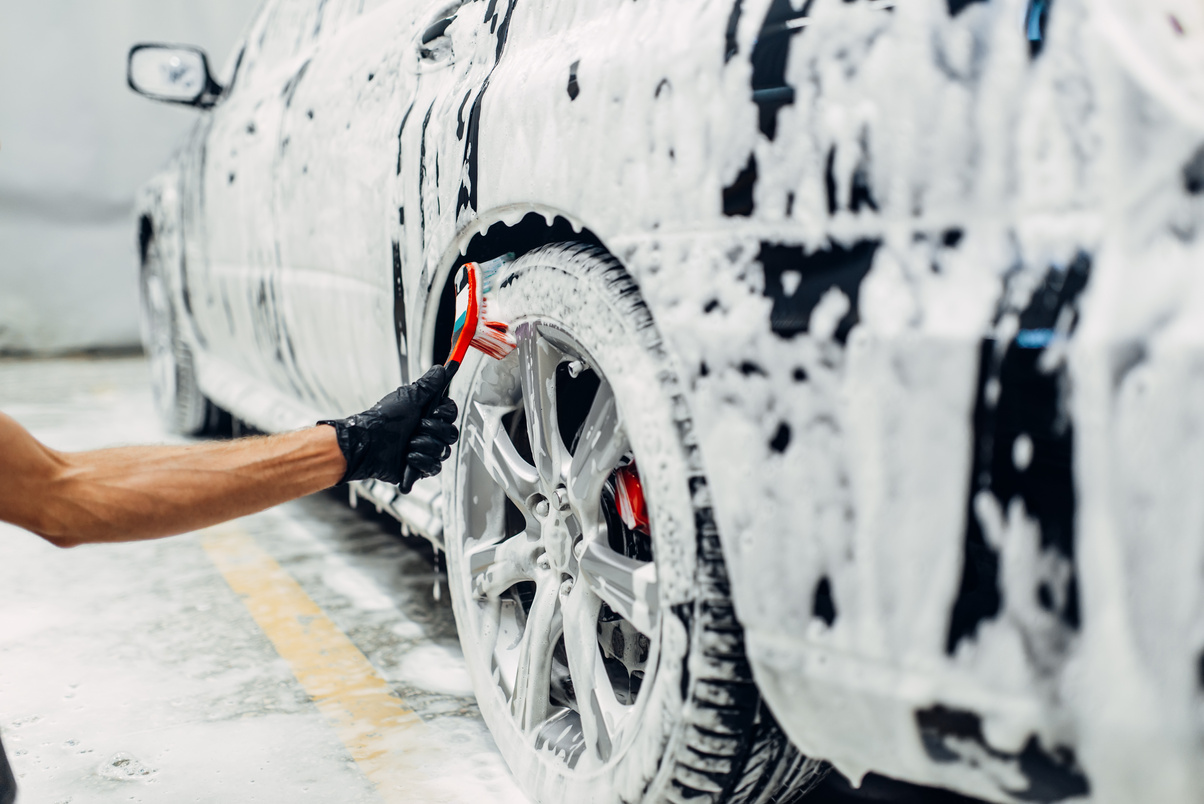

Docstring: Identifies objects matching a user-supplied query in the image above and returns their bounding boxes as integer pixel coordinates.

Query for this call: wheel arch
[415,206,615,372]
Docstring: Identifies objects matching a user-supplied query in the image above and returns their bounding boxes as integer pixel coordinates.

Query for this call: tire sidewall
[443,247,700,804]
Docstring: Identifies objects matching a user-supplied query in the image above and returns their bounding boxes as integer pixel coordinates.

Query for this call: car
[128,0,1204,802]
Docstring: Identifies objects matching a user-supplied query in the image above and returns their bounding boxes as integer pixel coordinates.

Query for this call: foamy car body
[133,0,1204,802]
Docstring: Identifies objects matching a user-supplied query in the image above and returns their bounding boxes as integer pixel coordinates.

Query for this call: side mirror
[127,44,222,108]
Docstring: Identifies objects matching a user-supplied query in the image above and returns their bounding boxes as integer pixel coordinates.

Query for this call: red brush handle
[447,264,480,366]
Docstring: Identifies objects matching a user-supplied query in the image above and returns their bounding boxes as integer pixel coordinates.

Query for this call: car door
[190,0,327,402]
[269,0,436,415]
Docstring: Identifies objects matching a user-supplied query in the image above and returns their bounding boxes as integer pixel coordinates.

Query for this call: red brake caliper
[614,461,650,534]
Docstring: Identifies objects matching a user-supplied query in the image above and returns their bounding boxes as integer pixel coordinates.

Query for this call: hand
[319,365,459,489]
[399,396,458,492]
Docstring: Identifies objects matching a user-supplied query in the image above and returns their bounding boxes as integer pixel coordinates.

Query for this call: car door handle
[419,14,456,60]
[422,16,455,45]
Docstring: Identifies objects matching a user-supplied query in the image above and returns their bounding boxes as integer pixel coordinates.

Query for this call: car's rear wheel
[139,232,227,436]
[443,244,826,804]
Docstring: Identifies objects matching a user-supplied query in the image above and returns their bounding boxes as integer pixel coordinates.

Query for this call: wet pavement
[0,356,985,804]
[0,356,524,803]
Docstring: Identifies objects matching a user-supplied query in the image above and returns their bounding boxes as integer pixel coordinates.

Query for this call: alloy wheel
[456,320,660,770]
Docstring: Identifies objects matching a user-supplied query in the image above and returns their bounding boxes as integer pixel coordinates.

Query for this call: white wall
[0,1,257,353]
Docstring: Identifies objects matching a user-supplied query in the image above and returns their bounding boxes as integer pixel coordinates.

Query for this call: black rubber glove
[319,365,458,491]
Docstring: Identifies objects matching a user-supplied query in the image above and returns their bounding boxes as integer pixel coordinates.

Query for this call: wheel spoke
[567,381,628,530]
[466,399,539,511]
[468,534,539,600]
[578,542,659,637]
[561,581,615,764]
[479,596,504,672]
[511,578,561,732]
[517,323,568,488]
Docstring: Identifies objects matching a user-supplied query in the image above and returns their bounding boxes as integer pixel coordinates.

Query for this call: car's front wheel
[443,244,825,804]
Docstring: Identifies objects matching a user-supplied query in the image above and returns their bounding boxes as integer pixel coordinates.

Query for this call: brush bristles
[476,252,515,296]
[448,253,516,362]
[472,321,515,360]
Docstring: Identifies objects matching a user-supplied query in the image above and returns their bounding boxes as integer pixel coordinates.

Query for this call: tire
[138,233,227,436]
[442,244,827,804]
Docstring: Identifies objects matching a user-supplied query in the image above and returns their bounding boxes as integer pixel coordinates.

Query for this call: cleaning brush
[447,252,517,366]
[399,252,516,494]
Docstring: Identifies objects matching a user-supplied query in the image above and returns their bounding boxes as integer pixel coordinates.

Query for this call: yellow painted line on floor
[202,524,447,803]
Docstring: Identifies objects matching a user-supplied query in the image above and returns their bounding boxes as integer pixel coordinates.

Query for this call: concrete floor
[0,356,986,804]
[0,356,526,804]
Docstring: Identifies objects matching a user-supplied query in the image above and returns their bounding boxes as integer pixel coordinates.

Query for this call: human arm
[0,414,344,547]
[0,365,457,548]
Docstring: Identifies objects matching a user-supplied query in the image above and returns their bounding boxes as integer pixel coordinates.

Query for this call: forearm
[0,368,457,547]
[36,426,345,546]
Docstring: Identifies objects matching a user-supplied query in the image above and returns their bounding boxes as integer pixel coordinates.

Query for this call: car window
[219,45,247,97]
[200,0,268,102]
[239,0,333,88]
